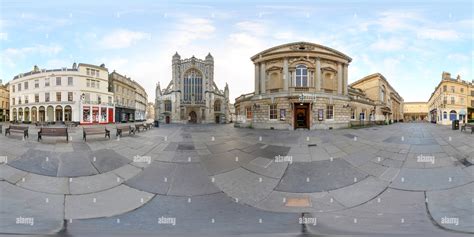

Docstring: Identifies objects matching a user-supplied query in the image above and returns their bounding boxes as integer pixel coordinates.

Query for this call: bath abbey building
[155,52,230,124]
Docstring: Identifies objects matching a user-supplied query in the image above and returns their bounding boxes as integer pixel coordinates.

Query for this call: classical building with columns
[155,52,230,124]
[234,42,403,130]
[9,63,115,124]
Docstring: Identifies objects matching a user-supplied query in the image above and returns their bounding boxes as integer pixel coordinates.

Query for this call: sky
[0,0,472,103]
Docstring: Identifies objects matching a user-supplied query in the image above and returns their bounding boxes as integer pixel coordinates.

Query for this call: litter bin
[452,120,459,130]
[154,120,160,128]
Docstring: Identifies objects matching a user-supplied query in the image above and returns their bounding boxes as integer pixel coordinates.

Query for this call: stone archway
[189,111,197,123]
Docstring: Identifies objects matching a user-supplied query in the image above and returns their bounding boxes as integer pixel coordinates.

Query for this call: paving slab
[16,172,69,194]
[65,184,154,219]
[0,181,64,234]
[214,168,279,206]
[57,151,98,177]
[125,161,176,194]
[0,164,28,183]
[90,149,130,173]
[111,164,142,180]
[9,149,59,176]
[69,171,122,194]
[275,159,368,193]
[167,163,221,196]
[427,182,474,233]
[200,151,241,175]
[256,190,344,213]
[329,176,388,208]
[390,167,473,191]
[242,157,288,179]
[66,193,301,235]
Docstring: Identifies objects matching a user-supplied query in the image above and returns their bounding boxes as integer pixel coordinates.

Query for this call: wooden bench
[145,122,153,129]
[135,123,147,133]
[38,127,68,142]
[116,125,135,137]
[83,127,110,141]
[460,123,474,134]
[5,125,29,138]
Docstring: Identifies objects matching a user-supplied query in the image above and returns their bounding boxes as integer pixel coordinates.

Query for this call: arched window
[443,111,447,119]
[183,69,203,102]
[449,110,457,121]
[164,100,172,112]
[295,65,308,87]
[214,100,221,112]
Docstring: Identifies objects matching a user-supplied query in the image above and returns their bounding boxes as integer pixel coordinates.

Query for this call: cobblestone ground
[0,122,472,236]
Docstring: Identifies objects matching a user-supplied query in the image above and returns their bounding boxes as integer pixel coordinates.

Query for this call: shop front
[81,104,115,124]
[115,107,135,123]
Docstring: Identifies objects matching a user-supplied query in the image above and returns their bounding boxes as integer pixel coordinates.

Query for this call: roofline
[350,73,403,100]
[250,41,352,62]
[78,63,108,71]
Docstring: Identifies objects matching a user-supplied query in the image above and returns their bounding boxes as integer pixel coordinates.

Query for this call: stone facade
[9,63,115,124]
[403,102,428,121]
[155,53,230,124]
[235,42,401,130]
[350,73,404,123]
[427,72,474,125]
[108,71,148,122]
[0,80,9,122]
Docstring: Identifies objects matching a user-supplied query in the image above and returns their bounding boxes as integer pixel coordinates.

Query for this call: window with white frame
[68,77,73,86]
[295,64,308,87]
[56,77,61,86]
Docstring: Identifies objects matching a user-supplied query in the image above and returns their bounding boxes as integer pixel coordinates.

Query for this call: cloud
[417,29,459,41]
[235,21,266,35]
[99,29,150,49]
[370,38,405,51]
[1,44,62,67]
[167,18,215,46]
[447,53,469,61]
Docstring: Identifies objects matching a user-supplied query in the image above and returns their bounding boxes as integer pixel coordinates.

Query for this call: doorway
[189,111,197,123]
[215,115,220,124]
[294,103,310,129]
[165,116,170,124]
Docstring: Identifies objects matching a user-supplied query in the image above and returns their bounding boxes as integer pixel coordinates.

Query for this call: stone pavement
[0,122,472,235]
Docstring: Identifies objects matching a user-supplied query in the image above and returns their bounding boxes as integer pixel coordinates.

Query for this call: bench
[116,125,135,137]
[460,123,474,134]
[35,121,48,127]
[145,122,153,129]
[135,123,147,133]
[38,127,68,142]
[5,125,29,138]
[83,127,110,141]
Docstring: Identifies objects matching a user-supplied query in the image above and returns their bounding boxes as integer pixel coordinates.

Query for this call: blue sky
[0,0,472,102]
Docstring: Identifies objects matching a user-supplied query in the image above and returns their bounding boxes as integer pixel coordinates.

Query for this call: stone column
[316,58,321,91]
[260,62,266,94]
[62,108,65,122]
[337,63,343,95]
[283,58,289,91]
[343,64,348,95]
[254,64,260,94]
